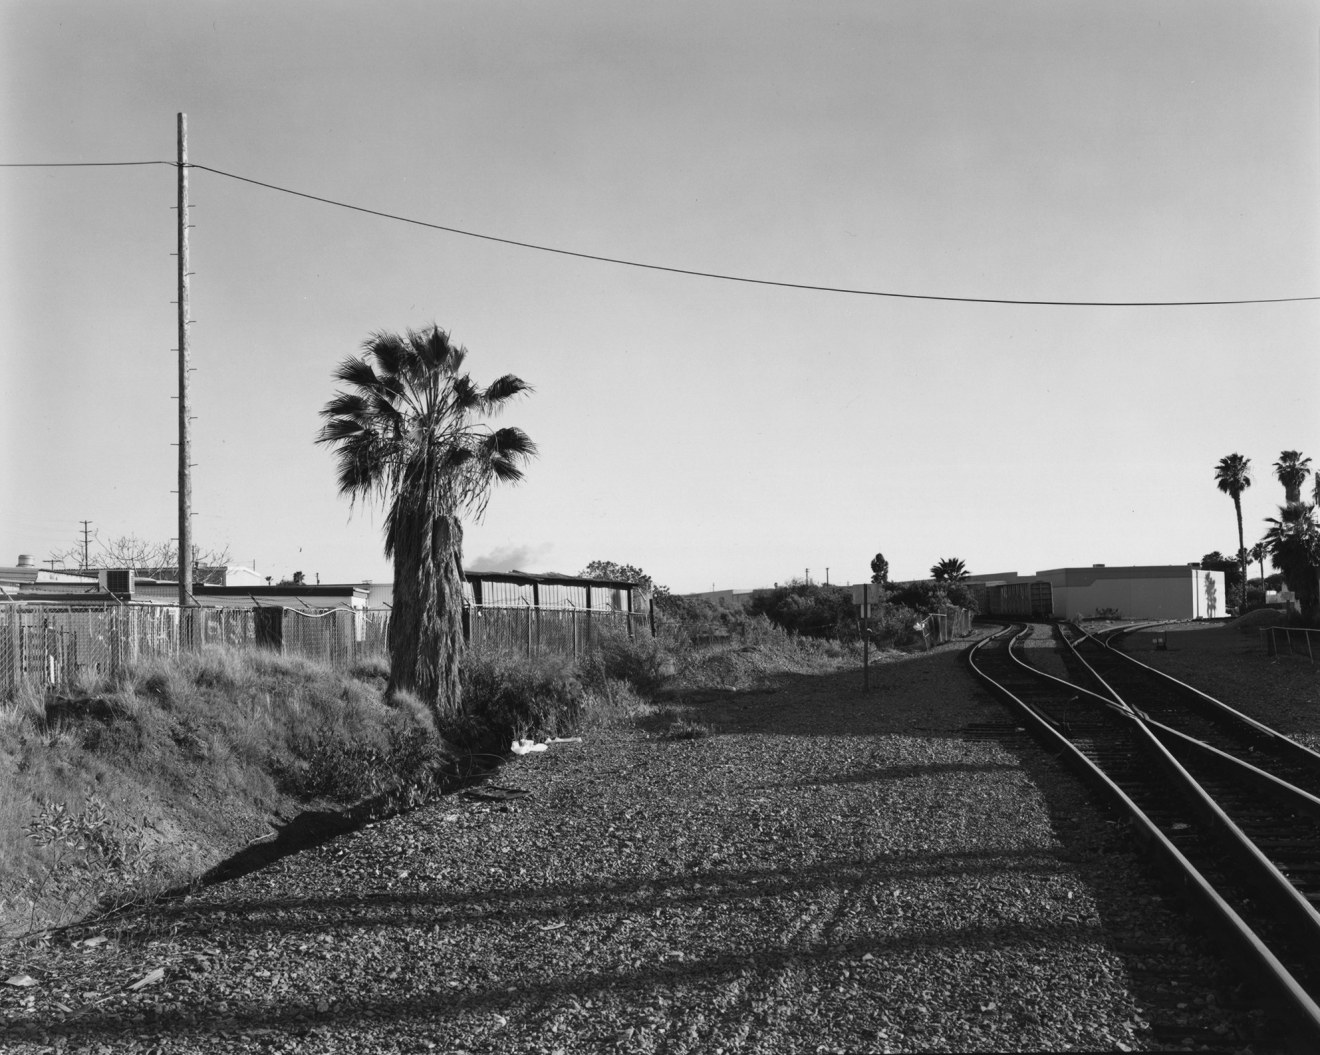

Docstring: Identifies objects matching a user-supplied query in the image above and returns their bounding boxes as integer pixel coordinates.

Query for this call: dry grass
[0,646,440,938]
[0,627,866,940]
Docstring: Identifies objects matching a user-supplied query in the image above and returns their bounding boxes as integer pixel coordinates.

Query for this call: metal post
[176,113,194,610]
[863,583,870,693]
[532,582,540,655]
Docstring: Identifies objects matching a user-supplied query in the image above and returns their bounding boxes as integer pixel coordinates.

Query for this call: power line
[190,163,1319,307]
[5,157,1318,307]
[0,160,171,168]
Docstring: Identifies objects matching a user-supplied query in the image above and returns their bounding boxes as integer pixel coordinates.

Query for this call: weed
[10,795,157,934]
[351,654,391,681]
[277,726,445,803]
[661,715,714,740]
[577,678,657,734]
[578,628,670,697]
[452,649,583,751]
[0,643,446,937]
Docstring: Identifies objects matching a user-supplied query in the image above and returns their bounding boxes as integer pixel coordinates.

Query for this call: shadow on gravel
[660,640,1281,1050]
[17,911,1108,1046]
[783,761,1022,788]
[136,847,1077,940]
[168,759,510,895]
[956,688,1270,1050]
[3,642,1268,1051]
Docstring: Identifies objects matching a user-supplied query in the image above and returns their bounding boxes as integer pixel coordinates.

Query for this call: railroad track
[966,622,1320,1048]
[1068,623,1320,801]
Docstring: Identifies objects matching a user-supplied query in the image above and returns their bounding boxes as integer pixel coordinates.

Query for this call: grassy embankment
[0,625,856,940]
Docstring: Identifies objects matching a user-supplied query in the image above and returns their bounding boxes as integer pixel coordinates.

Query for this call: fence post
[8,607,19,697]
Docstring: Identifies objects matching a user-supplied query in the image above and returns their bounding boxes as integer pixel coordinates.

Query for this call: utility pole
[177,113,194,607]
[80,520,93,569]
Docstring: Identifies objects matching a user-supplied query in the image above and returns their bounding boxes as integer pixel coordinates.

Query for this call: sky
[2,0,1317,594]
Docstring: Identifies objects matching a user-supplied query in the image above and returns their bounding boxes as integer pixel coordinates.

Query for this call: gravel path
[2,641,1271,1052]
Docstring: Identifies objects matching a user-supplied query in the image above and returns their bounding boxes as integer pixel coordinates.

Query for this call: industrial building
[965,564,1227,622]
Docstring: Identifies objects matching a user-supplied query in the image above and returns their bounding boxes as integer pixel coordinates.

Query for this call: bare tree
[47,533,231,577]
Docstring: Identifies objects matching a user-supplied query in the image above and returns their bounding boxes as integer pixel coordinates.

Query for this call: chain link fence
[468,605,649,658]
[0,605,260,696]
[920,606,974,645]
[2,600,651,697]
[0,605,382,697]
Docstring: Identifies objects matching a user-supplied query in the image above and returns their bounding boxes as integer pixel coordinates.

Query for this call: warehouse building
[965,564,1226,621]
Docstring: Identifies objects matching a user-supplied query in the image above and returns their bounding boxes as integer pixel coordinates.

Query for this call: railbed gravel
[1,632,1293,1053]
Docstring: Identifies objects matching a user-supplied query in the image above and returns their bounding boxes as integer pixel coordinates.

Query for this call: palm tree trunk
[424,513,465,718]
[386,501,437,704]
[386,509,465,719]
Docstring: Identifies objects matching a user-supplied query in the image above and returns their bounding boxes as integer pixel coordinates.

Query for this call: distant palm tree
[1273,450,1312,504]
[930,557,968,583]
[1249,540,1267,587]
[1263,502,1320,619]
[318,325,535,716]
[1214,453,1252,610]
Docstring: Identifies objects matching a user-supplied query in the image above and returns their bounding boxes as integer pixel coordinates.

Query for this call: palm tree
[1273,450,1312,504]
[930,557,968,582]
[1263,502,1320,620]
[1213,453,1252,611]
[318,325,535,716]
[1249,540,1267,588]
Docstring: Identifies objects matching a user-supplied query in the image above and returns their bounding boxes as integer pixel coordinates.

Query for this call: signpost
[851,583,875,693]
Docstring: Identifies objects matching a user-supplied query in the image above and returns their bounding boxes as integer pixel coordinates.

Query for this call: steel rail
[966,624,1320,1047]
[1145,717,1320,825]
[1054,622,1320,946]
[1067,621,1320,780]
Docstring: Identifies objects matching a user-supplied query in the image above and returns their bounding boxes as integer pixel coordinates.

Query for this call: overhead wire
[0,160,171,168]
[5,158,1318,307]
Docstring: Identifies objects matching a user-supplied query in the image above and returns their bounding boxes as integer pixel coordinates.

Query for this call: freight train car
[985,580,1053,618]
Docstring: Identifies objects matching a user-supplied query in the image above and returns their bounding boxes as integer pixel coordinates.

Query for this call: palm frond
[489,455,528,484]
[318,392,370,423]
[489,426,538,459]
[451,374,482,412]
[481,374,533,411]
[333,355,381,392]
[316,416,367,446]
[368,332,411,382]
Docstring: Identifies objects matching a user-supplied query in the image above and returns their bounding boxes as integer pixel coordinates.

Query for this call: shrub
[746,580,856,639]
[867,603,924,647]
[16,794,157,929]
[278,725,445,802]
[456,649,583,751]
[578,627,670,697]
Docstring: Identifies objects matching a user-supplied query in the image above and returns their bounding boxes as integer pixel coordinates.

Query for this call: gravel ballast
[0,636,1285,1053]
